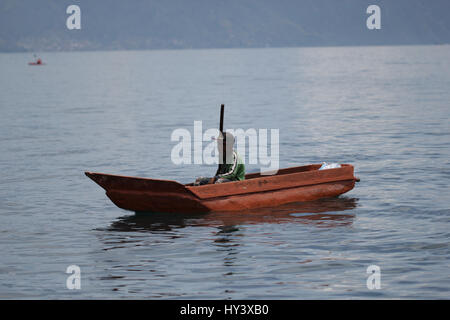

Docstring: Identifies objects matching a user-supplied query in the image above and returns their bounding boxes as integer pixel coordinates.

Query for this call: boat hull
[85,164,358,213]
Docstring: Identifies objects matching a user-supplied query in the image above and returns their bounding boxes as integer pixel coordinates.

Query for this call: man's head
[217,132,235,162]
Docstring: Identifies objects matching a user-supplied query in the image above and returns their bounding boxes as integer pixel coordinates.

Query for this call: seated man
[194,132,245,185]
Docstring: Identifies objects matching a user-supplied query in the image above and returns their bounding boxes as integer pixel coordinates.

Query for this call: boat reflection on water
[107,197,358,232]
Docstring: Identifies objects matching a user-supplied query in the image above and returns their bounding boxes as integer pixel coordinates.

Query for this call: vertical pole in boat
[219,104,224,134]
[221,104,226,166]
[216,104,225,175]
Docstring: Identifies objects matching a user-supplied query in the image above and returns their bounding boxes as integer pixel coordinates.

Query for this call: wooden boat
[28,59,45,65]
[85,163,359,213]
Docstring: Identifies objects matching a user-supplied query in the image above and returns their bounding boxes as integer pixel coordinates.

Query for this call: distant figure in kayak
[36,58,42,65]
[194,132,245,185]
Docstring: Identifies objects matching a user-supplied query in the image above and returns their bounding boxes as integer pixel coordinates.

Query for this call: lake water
[0,45,449,299]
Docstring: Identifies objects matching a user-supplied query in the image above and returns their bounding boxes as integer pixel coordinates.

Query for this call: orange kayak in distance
[85,164,359,213]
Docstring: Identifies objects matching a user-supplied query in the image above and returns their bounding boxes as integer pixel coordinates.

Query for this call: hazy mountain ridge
[1,0,450,52]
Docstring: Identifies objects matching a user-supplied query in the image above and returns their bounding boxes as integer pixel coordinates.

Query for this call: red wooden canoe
[85,164,358,213]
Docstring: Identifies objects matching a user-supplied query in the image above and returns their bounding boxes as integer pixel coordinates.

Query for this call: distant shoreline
[1,42,449,55]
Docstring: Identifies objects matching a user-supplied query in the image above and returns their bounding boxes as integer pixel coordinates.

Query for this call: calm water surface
[0,46,449,299]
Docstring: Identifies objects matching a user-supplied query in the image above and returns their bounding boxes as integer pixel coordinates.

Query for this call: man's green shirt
[216,151,245,181]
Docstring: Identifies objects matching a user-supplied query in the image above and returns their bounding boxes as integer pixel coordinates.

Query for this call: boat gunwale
[85,163,350,187]
[85,171,183,185]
